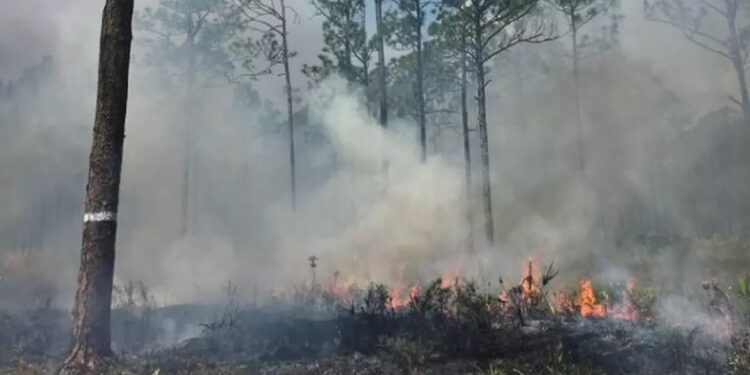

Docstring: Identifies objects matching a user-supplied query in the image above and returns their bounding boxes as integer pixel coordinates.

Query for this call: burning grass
[1,259,750,374]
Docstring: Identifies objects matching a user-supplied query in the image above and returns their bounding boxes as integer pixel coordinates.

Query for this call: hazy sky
[0,0,734,114]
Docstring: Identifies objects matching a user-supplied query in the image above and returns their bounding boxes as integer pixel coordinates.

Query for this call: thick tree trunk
[416,0,427,162]
[281,0,296,211]
[60,0,133,374]
[473,9,494,244]
[375,0,388,128]
[725,0,750,122]
[461,33,474,252]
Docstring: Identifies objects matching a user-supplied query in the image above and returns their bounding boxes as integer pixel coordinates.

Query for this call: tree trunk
[416,0,427,162]
[181,28,198,237]
[725,0,750,122]
[375,0,388,128]
[473,9,494,245]
[344,8,353,82]
[361,5,371,113]
[60,0,133,374]
[281,0,296,211]
[476,66,494,245]
[181,109,192,236]
[461,33,474,252]
[513,53,534,188]
[571,15,588,224]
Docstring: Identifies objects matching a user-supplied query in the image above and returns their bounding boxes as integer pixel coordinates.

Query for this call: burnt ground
[0,289,747,375]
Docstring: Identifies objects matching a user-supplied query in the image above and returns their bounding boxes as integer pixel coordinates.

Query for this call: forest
[1,0,750,374]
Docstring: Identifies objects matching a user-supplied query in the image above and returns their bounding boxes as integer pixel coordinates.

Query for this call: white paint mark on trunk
[83,211,117,223]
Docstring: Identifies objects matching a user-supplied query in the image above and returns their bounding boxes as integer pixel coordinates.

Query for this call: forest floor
[2,236,750,374]
[0,286,747,375]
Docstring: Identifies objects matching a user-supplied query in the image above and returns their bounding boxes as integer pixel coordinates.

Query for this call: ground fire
[5,0,750,373]
[283,259,645,324]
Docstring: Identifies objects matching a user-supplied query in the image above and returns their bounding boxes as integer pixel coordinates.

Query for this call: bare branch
[683,31,734,60]
[700,0,728,18]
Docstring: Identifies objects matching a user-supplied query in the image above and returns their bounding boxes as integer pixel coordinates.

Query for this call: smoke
[112,76,472,303]
[0,0,749,312]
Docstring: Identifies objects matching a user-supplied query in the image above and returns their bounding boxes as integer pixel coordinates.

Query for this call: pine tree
[438,0,554,244]
[136,0,240,235]
[305,0,371,89]
[59,0,133,373]
[386,0,432,161]
[547,0,621,226]
[645,0,750,122]
[231,0,299,210]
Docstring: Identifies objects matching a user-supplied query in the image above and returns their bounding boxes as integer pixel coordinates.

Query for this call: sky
[0,0,733,114]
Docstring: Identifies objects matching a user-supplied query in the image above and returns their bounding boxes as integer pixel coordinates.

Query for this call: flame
[521,259,542,303]
[388,284,420,309]
[269,261,644,323]
[389,285,408,308]
[324,272,354,304]
[577,279,607,318]
[441,266,462,289]
[498,259,543,310]
[552,291,574,314]
[610,280,640,322]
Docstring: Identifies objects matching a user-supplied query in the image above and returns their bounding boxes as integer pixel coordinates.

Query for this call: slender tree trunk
[476,66,494,244]
[60,0,133,373]
[181,36,196,237]
[473,10,494,244]
[375,0,388,128]
[725,0,750,122]
[363,60,370,109]
[461,33,474,252]
[416,0,427,162]
[571,15,589,232]
[281,0,296,211]
[361,5,371,113]
[344,11,353,82]
[181,105,192,236]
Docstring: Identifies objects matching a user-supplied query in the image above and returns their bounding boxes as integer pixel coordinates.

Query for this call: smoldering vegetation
[3,0,750,373]
[1,262,749,374]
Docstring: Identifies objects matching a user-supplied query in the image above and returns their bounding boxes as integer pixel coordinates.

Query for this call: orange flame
[610,280,640,322]
[388,284,420,309]
[577,279,607,318]
[441,266,462,289]
[324,272,353,304]
[552,291,574,314]
[521,259,542,303]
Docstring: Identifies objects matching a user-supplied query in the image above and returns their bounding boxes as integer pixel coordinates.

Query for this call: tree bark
[375,0,388,128]
[415,0,427,162]
[60,0,133,373]
[461,33,474,252]
[281,0,296,211]
[344,6,354,82]
[360,4,371,113]
[473,8,495,245]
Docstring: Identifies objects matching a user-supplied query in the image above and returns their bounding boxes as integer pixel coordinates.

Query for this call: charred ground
[2,252,750,375]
